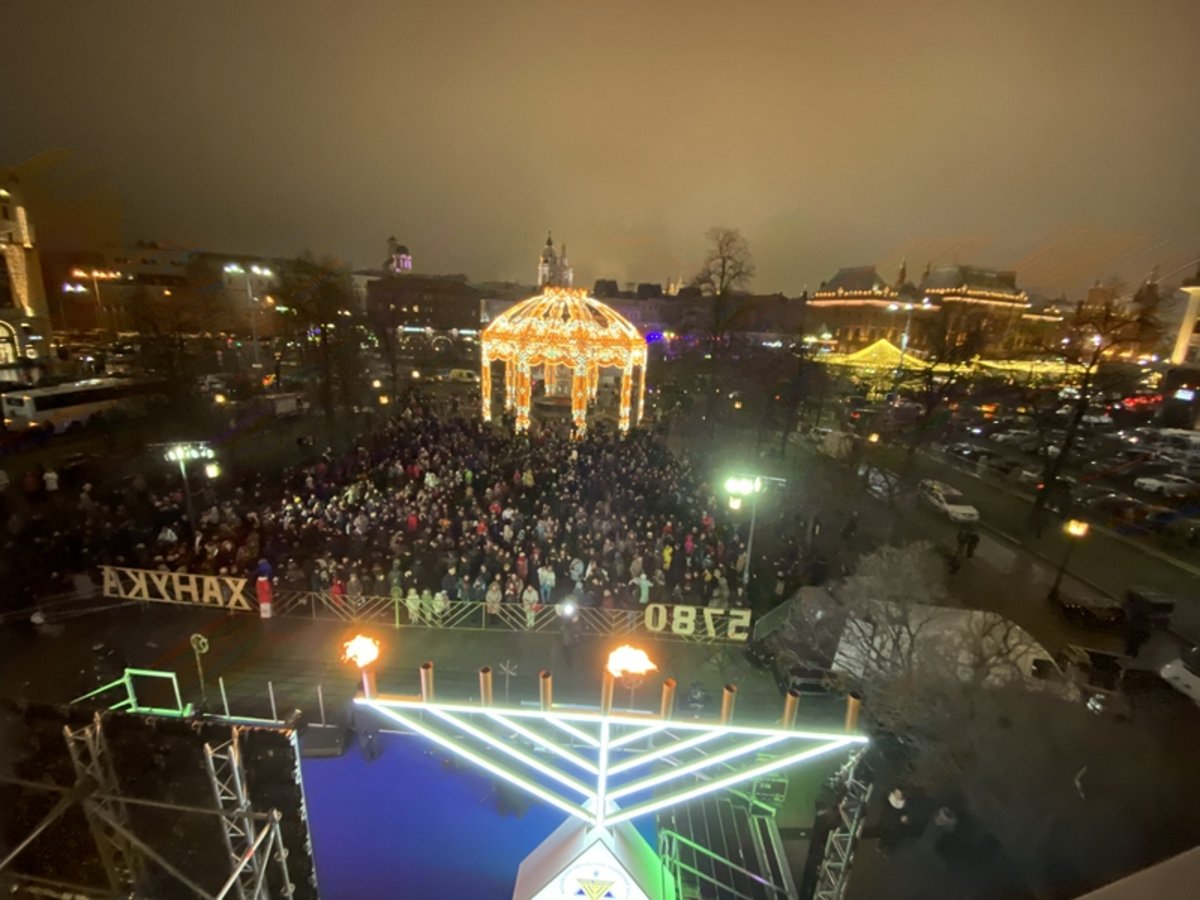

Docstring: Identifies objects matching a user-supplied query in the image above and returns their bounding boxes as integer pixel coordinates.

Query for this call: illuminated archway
[481,287,648,435]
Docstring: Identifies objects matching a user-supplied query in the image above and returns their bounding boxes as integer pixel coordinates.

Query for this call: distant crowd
[1,395,814,618]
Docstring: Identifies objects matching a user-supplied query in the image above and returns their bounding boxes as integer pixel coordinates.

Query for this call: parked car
[945,442,988,460]
[991,429,1035,445]
[1084,493,1142,526]
[1080,457,1135,478]
[917,479,980,523]
[983,456,1022,477]
[1134,473,1200,497]
[1160,650,1200,709]
[861,465,903,501]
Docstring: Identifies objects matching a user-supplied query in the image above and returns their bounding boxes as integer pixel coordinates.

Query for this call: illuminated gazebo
[481,287,648,434]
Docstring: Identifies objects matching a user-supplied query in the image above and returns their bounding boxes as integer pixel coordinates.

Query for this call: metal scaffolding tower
[63,712,137,893]
[811,751,872,900]
[204,727,261,900]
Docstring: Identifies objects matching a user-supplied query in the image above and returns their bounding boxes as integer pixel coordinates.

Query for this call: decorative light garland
[480,287,647,435]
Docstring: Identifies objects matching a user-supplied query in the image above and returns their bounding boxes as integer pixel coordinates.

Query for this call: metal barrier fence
[99,566,753,644]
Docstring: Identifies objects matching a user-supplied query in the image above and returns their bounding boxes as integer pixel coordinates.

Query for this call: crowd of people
[1,395,815,620]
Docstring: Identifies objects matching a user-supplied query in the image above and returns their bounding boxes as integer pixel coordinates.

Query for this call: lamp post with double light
[224,263,273,367]
[1048,518,1089,603]
[886,297,931,400]
[70,268,122,333]
[725,475,762,590]
[161,442,217,527]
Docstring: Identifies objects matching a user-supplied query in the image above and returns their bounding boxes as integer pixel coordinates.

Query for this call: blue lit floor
[302,731,656,900]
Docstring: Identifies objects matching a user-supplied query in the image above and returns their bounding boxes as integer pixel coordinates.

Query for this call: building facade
[806,262,1051,357]
[537,233,573,288]
[365,273,481,333]
[0,173,51,377]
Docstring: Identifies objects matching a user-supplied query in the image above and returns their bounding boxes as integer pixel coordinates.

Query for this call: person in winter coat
[537,563,556,604]
[485,577,503,616]
[346,572,364,605]
[405,587,422,624]
[631,571,652,606]
[521,583,540,629]
[431,590,449,621]
[330,577,346,608]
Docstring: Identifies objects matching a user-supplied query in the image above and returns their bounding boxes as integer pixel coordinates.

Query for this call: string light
[480,287,647,435]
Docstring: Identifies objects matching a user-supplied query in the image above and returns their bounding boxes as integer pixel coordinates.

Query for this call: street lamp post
[224,263,272,367]
[886,297,931,400]
[71,269,122,333]
[162,442,215,527]
[724,474,785,590]
[1048,518,1089,603]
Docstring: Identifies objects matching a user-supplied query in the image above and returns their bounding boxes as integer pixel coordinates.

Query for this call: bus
[2,378,167,433]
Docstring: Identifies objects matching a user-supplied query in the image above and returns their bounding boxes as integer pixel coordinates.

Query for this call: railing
[99,566,753,644]
[659,827,794,899]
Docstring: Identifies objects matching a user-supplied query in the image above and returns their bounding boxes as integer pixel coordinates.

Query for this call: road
[898,444,1200,639]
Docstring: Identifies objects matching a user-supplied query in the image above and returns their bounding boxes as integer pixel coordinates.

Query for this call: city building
[1158,264,1200,365]
[806,262,1046,356]
[0,172,51,377]
[537,232,573,288]
[57,243,282,335]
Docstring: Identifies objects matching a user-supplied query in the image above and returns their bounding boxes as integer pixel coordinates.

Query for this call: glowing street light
[160,442,215,526]
[70,268,122,333]
[1048,518,1090,602]
[725,474,767,590]
[224,262,274,367]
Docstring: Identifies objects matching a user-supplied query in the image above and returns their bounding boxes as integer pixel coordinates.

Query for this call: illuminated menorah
[344,637,867,831]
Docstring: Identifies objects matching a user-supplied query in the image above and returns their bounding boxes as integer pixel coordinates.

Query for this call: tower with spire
[537,231,573,288]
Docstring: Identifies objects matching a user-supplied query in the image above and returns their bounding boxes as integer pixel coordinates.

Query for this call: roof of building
[818,266,892,293]
[921,265,1021,296]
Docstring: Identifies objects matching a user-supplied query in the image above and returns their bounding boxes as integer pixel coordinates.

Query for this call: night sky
[5,0,1198,296]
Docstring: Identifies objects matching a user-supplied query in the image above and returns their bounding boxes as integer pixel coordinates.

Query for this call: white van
[448,369,480,384]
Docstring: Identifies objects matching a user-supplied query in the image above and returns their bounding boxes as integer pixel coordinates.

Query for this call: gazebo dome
[481,287,648,434]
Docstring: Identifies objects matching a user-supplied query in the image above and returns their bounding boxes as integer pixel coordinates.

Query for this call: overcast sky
[5,0,1198,297]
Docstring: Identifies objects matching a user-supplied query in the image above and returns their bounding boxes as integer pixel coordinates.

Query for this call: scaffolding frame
[811,751,872,900]
[204,727,263,900]
[1,712,295,900]
[63,712,137,893]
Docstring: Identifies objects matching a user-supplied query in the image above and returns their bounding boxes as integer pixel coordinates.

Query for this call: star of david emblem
[575,876,616,899]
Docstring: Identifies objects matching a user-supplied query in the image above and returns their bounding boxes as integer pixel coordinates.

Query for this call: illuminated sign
[643,604,751,641]
[1175,388,1195,401]
[101,566,253,610]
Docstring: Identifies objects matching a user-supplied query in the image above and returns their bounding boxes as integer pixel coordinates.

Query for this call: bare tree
[773,543,1049,782]
[691,226,756,340]
[1032,290,1160,519]
[277,252,363,422]
[367,298,403,398]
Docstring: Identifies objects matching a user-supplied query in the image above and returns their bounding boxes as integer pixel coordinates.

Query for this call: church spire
[896,257,907,287]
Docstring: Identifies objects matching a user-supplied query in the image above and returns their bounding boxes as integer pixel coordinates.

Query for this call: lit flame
[342,635,380,669]
[607,645,657,679]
